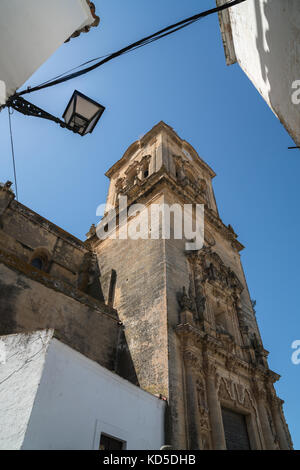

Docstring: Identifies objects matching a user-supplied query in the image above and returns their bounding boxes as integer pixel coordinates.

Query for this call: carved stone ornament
[183,349,199,369]
[250,332,265,366]
[190,248,244,296]
[217,377,256,412]
[251,379,267,401]
[204,230,215,247]
[202,358,217,378]
[177,286,196,314]
[85,223,96,239]
[1,181,13,191]
[225,355,238,372]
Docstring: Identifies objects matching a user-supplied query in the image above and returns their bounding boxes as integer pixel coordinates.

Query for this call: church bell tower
[89,122,292,450]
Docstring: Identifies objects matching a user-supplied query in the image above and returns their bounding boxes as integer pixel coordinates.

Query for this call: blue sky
[1,0,299,448]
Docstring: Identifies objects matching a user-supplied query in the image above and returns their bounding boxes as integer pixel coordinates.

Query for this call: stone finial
[86,223,97,239]
[0,181,15,227]
[0,181,13,192]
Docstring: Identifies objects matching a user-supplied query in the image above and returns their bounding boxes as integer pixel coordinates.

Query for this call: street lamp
[62,90,105,136]
[4,90,105,136]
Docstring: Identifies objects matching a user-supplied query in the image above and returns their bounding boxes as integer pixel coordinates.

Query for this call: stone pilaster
[270,396,290,450]
[203,359,226,450]
[183,349,201,450]
[252,383,277,450]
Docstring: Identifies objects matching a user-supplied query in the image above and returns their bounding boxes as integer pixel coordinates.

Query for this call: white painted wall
[0,330,54,450]
[22,339,165,450]
[0,0,94,104]
[217,0,300,146]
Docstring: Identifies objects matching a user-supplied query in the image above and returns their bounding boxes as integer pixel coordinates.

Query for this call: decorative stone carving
[250,332,265,366]
[217,377,256,414]
[232,293,249,333]
[65,1,100,42]
[115,177,126,195]
[225,355,238,372]
[177,286,196,314]
[202,358,217,378]
[193,276,206,323]
[86,223,96,239]
[1,181,13,191]
[216,322,231,336]
[204,230,215,247]
[251,299,257,314]
[192,249,244,296]
[227,224,236,237]
[251,379,267,402]
[174,156,187,185]
[198,178,207,194]
[183,348,199,369]
[0,181,15,228]
[218,377,239,404]
[196,377,208,413]
[267,409,278,441]
[199,434,210,450]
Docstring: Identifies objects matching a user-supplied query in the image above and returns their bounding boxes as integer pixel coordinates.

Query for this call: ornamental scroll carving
[185,248,244,334]
[187,248,244,295]
[173,155,208,201]
[202,252,243,294]
[217,376,257,413]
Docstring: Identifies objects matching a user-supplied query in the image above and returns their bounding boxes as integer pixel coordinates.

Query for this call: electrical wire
[15,0,247,98]
[37,53,112,87]
[7,108,19,201]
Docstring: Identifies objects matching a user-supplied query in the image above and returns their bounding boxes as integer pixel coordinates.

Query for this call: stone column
[253,385,276,450]
[204,361,226,450]
[270,397,290,450]
[183,350,201,450]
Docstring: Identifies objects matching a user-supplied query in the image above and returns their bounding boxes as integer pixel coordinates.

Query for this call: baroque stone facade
[0,121,293,449]
[90,122,293,450]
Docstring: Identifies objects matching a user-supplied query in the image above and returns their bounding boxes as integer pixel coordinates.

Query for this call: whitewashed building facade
[0,330,165,450]
[0,0,99,105]
[216,0,300,147]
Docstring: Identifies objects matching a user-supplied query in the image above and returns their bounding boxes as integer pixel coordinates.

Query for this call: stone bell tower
[89,122,292,450]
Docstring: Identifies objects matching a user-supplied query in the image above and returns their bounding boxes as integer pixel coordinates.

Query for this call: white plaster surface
[0,0,94,101]
[22,338,165,450]
[0,330,54,450]
[218,0,300,146]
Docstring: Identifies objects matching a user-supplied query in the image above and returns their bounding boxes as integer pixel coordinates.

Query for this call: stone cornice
[176,321,277,381]
[90,168,244,252]
[105,121,216,180]
[0,248,118,321]
[205,206,244,252]
[9,200,87,252]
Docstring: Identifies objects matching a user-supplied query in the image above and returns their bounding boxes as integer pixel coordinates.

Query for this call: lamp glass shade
[62,90,105,136]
